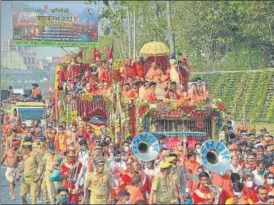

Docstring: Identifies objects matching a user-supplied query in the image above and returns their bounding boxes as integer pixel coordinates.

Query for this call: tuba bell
[132,133,160,162]
[200,140,230,204]
[200,140,231,173]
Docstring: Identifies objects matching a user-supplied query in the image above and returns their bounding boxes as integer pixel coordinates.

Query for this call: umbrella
[139,41,170,57]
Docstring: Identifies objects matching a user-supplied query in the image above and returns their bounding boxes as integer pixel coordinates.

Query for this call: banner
[12,2,98,47]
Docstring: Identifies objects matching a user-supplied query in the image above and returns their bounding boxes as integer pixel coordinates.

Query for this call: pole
[118,44,126,74]
[166,0,174,56]
[127,7,131,59]
[133,6,136,59]
[66,102,69,130]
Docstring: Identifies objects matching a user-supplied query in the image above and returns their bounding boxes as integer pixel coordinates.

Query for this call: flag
[93,48,101,63]
[74,49,83,61]
[77,49,83,59]
[107,44,113,62]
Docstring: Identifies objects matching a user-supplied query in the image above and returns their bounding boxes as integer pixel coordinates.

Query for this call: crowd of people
[1,106,274,205]
[0,56,273,205]
[56,56,209,104]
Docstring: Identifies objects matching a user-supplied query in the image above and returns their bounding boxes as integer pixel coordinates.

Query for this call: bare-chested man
[9,109,21,126]
[6,127,19,150]
[1,139,21,200]
[33,120,42,136]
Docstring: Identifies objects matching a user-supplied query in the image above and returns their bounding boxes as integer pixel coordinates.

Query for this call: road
[0,165,48,204]
[1,165,54,204]
[1,165,21,204]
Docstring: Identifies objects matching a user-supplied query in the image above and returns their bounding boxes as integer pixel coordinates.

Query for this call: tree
[87,1,274,70]
[166,0,175,56]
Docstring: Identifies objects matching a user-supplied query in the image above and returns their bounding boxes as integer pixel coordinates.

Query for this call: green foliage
[267,96,274,121]
[89,1,274,71]
[191,69,274,122]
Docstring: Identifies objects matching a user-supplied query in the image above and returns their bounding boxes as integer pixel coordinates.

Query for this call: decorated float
[52,41,225,147]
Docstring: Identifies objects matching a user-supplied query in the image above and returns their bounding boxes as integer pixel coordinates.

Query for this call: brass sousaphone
[200,140,231,173]
[200,140,231,204]
[132,132,160,162]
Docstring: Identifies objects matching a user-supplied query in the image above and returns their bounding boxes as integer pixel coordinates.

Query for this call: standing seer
[60,149,82,205]
[20,142,45,204]
[83,157,114,204]
[1,139,21,200]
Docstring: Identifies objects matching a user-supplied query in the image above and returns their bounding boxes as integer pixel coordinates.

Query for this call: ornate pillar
[211,115,217,140]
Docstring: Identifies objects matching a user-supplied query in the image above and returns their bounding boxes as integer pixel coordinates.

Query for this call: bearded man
[60,149,82,205]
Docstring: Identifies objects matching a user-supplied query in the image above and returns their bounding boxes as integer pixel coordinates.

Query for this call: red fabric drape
[93,48,101,63]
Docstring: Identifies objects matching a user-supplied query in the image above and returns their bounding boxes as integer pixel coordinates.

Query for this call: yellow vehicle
[2,101,46,127]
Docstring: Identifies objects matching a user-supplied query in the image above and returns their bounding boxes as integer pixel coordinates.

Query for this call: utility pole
[133,6,136,59]
[127,8,131,59]
[166,0,175,56]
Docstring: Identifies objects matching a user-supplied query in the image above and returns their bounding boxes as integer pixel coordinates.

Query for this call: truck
[2,100,46,127]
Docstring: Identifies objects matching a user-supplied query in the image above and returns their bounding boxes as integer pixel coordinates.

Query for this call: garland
[136,101,223,120]
[80,93,94,101]
[142,114,150,132]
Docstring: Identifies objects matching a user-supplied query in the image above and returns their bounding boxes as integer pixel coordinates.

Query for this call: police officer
[20,142,45,204]
[32,141,47,203]
[149,161,173,204]
[43,143,59,204]
[83,157,114,204]
[166,155,183,204]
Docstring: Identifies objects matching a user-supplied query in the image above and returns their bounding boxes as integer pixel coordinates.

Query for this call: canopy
[139,41,170,57]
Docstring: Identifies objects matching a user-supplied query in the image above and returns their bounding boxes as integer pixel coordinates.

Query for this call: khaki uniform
[170,166,180,204]
[43,152,58,203]
[85,171,113,204]
[151,172,173,204]
[33,144,46,200]
[40,148,48,201]
[20,152,44,204]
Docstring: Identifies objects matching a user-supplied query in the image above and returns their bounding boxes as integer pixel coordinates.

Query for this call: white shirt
[109,161,127,173]
[78,150,90,180]
[229,164,242,173]
[78,150,89,165]
[144,168,157,179]
[170,66,180,84]
[252,170,267,186]
[231,120,236,133]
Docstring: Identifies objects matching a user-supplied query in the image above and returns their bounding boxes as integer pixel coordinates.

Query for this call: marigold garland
[80,93,94,101]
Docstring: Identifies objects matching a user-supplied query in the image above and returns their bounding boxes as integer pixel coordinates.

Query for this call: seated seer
[188,77,209,103]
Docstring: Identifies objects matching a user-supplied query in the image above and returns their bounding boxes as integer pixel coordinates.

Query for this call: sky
[1,1,98,58]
